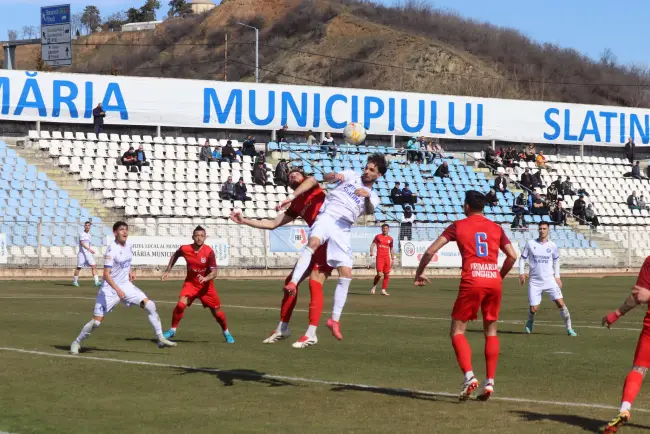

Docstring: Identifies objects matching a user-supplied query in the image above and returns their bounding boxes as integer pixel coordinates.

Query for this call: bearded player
[415,191,518,401]
[161,226,234,344]
[231,168,333,348]
[602,259,650,433]
[370,223,394,296]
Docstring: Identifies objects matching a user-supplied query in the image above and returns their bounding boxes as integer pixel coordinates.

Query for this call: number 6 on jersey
[475,232,488,257]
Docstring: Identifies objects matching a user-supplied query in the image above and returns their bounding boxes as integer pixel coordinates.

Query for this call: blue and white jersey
[102,239,133,288]
[78,231,92,257]
[520,239,560,289]
[320,170,380,224]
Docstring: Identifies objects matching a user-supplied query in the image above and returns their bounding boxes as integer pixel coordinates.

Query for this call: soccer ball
[343,122,367,145]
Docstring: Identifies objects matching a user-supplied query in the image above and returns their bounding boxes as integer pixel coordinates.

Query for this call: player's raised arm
[161,248,182,281]
[231,209,295,230]
[414,234,450,286]
[323,172,345,184]
[277,176,319,211]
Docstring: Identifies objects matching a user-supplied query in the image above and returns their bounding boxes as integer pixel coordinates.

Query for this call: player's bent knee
[143,300,157,313]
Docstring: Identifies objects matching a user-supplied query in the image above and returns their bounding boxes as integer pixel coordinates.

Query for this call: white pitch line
[0,346,645,414]
[0,295,643,332]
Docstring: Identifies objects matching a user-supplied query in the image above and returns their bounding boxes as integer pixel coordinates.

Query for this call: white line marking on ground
[0,346,644,414]
[0,295,642,332]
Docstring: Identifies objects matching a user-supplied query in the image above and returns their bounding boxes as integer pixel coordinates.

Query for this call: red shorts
[451,286,502,322]
[633,322,650,367]
[180,282,221,309]
[376,257,392,273]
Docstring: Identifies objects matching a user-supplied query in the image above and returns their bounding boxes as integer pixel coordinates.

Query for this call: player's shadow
[125,337,210,344]
[511,410,650,433]
[330,384,452,403]
[52,344,152,355]
[465,329,554,336]
[53,283,77,287]
[177,366,295,388]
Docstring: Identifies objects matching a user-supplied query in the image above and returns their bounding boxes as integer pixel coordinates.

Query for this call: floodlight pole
[236,22,259,84]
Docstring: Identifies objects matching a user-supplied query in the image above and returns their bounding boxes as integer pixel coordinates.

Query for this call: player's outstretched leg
[381,272,390,296]
[211,308,234,343]
[164,299,187,339]
[525,307,537,334]
[328,275,352,341]
[478,320,499,401]
[70,317,102,354]
[293,277,325,349]
[285,241,319,293]
[451,321,478,401]
[264,275,296,344]
[142,300,176,348]
[555,299,577,336]
[370,273,381,295]
[605,367,644,433]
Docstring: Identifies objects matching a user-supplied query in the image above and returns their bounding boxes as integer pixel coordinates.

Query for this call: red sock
[280,274,298,322]
[215,310,228,331]
[622,370,644,405]
[485,336,500,380]
[171,302,186,328]
[308,279,324,326]
[382,274,390,290]
[373,275,381,286]
[451,334,473,374]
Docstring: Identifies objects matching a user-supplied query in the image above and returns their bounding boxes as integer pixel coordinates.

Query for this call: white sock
[486,378,494,386]
[306,325,317,338]
[560,306,572,330]
[94,275,99,283]
[331,277,352,321]
[144,301,163,337]
[223,328,229,334]
[290,247,314,285]
[277,321,289,333]
[527,310,536,323]
[74,319,100,343]
[621,401,632,412]
[464,371,475,382]
[73,276,79,283]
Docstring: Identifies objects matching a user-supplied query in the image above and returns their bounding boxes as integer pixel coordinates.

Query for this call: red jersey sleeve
[499,227,511,249]
[441,222,457,241]
[208,249,217,269]
[372,235,379,245]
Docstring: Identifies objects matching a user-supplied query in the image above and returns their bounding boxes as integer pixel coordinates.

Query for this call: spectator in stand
[536,150,550,170]
[631,161,642,180]
[135,145,149,170]
[220,176,235,200]
[525,144,536,162]
[401,183,418,208]
[306,130,317,146]
[406,137,420,163]
[585,203,599,228]
[121,146,138,172]
[399,206,415,240]
[625,137,635,164]
[199,141,215,163]
[255,151,266,165]
[533,169,545,189]
[628,191,641,210]
[513,192,528,217]
[253,161,268,186]
[434,161,450,178]
[546,182,559,203]
[552,201,567,226]
[212,147,222,162]
[322,133,337,158]
[520,168,534,191]
[390,182,403,205]
[484,146,496,167]
[274,159,289,186]
[485,189,498,207]
[221,140,236,163]
[572,193,587,224]
[242,135,257,158]
[561,176,575,196]
[234,177,250,202]
[92,103,105,134]
[639,194,649,211]
[432,141,444,159]
[551,176,562,192]
[531,193,548,216]
[494,172,508,193]
[276,124,288,144]
[511,214,527,229]
[646,161,650,178]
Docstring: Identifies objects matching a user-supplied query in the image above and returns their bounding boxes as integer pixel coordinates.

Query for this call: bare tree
[71,12,83,36]
[7,29,18,41]
[21,25,37,39]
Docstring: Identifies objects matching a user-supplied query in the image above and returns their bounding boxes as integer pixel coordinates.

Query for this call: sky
[0,0,648,67]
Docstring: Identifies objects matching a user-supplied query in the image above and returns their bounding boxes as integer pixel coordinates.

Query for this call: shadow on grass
[52,344,152,354]
[125,337,209,344]
[330,384,456,403]
[177,367,296,388]
[511,410,650,433]
[465,329,555,336]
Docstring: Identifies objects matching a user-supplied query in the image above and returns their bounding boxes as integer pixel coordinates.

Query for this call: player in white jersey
[73,221,100,287]
[69,221,176,354]
[280,153,387,340]
[519,221,577,336]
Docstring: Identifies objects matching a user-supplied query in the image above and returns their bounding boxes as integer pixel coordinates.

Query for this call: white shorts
[528,285,564,307]
[309,213,353,269]
[77,252,96,268]
[93,283,148,317]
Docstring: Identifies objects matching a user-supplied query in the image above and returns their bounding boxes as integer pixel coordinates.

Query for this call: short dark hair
[84,221,91,225]
[464,190,486,212]
[193,225,206,235]
[381,223,389,229]
[113,221,128,231]
[539,221,550,228]
[367,153,388,175]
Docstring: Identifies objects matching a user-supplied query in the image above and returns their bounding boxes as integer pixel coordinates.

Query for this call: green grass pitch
[1,276,650,433]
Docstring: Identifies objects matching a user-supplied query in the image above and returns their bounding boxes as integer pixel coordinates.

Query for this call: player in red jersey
[160,226,234,343]
[414,190,518,401]
[601,259,650,433]
[370,223,394,296]
[231,168,333,348]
